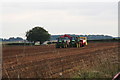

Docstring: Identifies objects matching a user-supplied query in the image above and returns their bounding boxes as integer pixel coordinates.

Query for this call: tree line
[1,26,119,44]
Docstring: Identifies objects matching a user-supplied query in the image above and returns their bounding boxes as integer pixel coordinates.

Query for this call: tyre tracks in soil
[2,42,119,78]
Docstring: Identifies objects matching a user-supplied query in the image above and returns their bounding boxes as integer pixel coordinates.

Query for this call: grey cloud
[1,2,118,38]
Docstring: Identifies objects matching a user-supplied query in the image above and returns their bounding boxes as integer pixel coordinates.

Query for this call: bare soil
[2,42,119,78]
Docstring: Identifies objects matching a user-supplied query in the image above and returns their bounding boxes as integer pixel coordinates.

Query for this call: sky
[0,0,119,39]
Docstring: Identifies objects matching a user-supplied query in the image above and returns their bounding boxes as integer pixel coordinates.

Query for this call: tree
[26,26,50,44]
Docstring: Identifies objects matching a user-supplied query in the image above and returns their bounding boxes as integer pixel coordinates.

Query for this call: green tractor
[56,34,76,48]
[69,37,77,47]
[56,37,68,48]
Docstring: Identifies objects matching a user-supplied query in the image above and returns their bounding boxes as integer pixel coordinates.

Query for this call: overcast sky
[0,0,118,39]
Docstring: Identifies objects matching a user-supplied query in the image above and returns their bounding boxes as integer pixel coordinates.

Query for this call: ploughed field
[2,42,119,78]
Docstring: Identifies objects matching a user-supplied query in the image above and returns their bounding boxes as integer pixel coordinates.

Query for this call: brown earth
[2,42,119,78]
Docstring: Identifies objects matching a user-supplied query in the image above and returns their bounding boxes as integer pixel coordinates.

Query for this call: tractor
[76,37,87,47]
[56,34,72,48]
[56,34,87,48]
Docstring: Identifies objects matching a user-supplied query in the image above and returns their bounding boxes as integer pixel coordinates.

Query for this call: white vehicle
[34,41,40,45]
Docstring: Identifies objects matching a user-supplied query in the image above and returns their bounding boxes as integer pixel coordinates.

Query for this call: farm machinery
[56,34,87,48]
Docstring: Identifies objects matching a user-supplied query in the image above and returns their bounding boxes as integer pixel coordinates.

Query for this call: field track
[2,42,119,78]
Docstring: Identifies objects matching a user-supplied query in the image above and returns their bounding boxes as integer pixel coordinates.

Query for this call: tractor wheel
[80,43,82,47]
[82,44,85,47]
[81,43,84,47]
[64,44,67,48]
[56,45,60,48]
[62,45,64,48]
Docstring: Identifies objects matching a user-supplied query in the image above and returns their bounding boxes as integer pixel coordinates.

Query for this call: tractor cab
[57,38,63,43]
